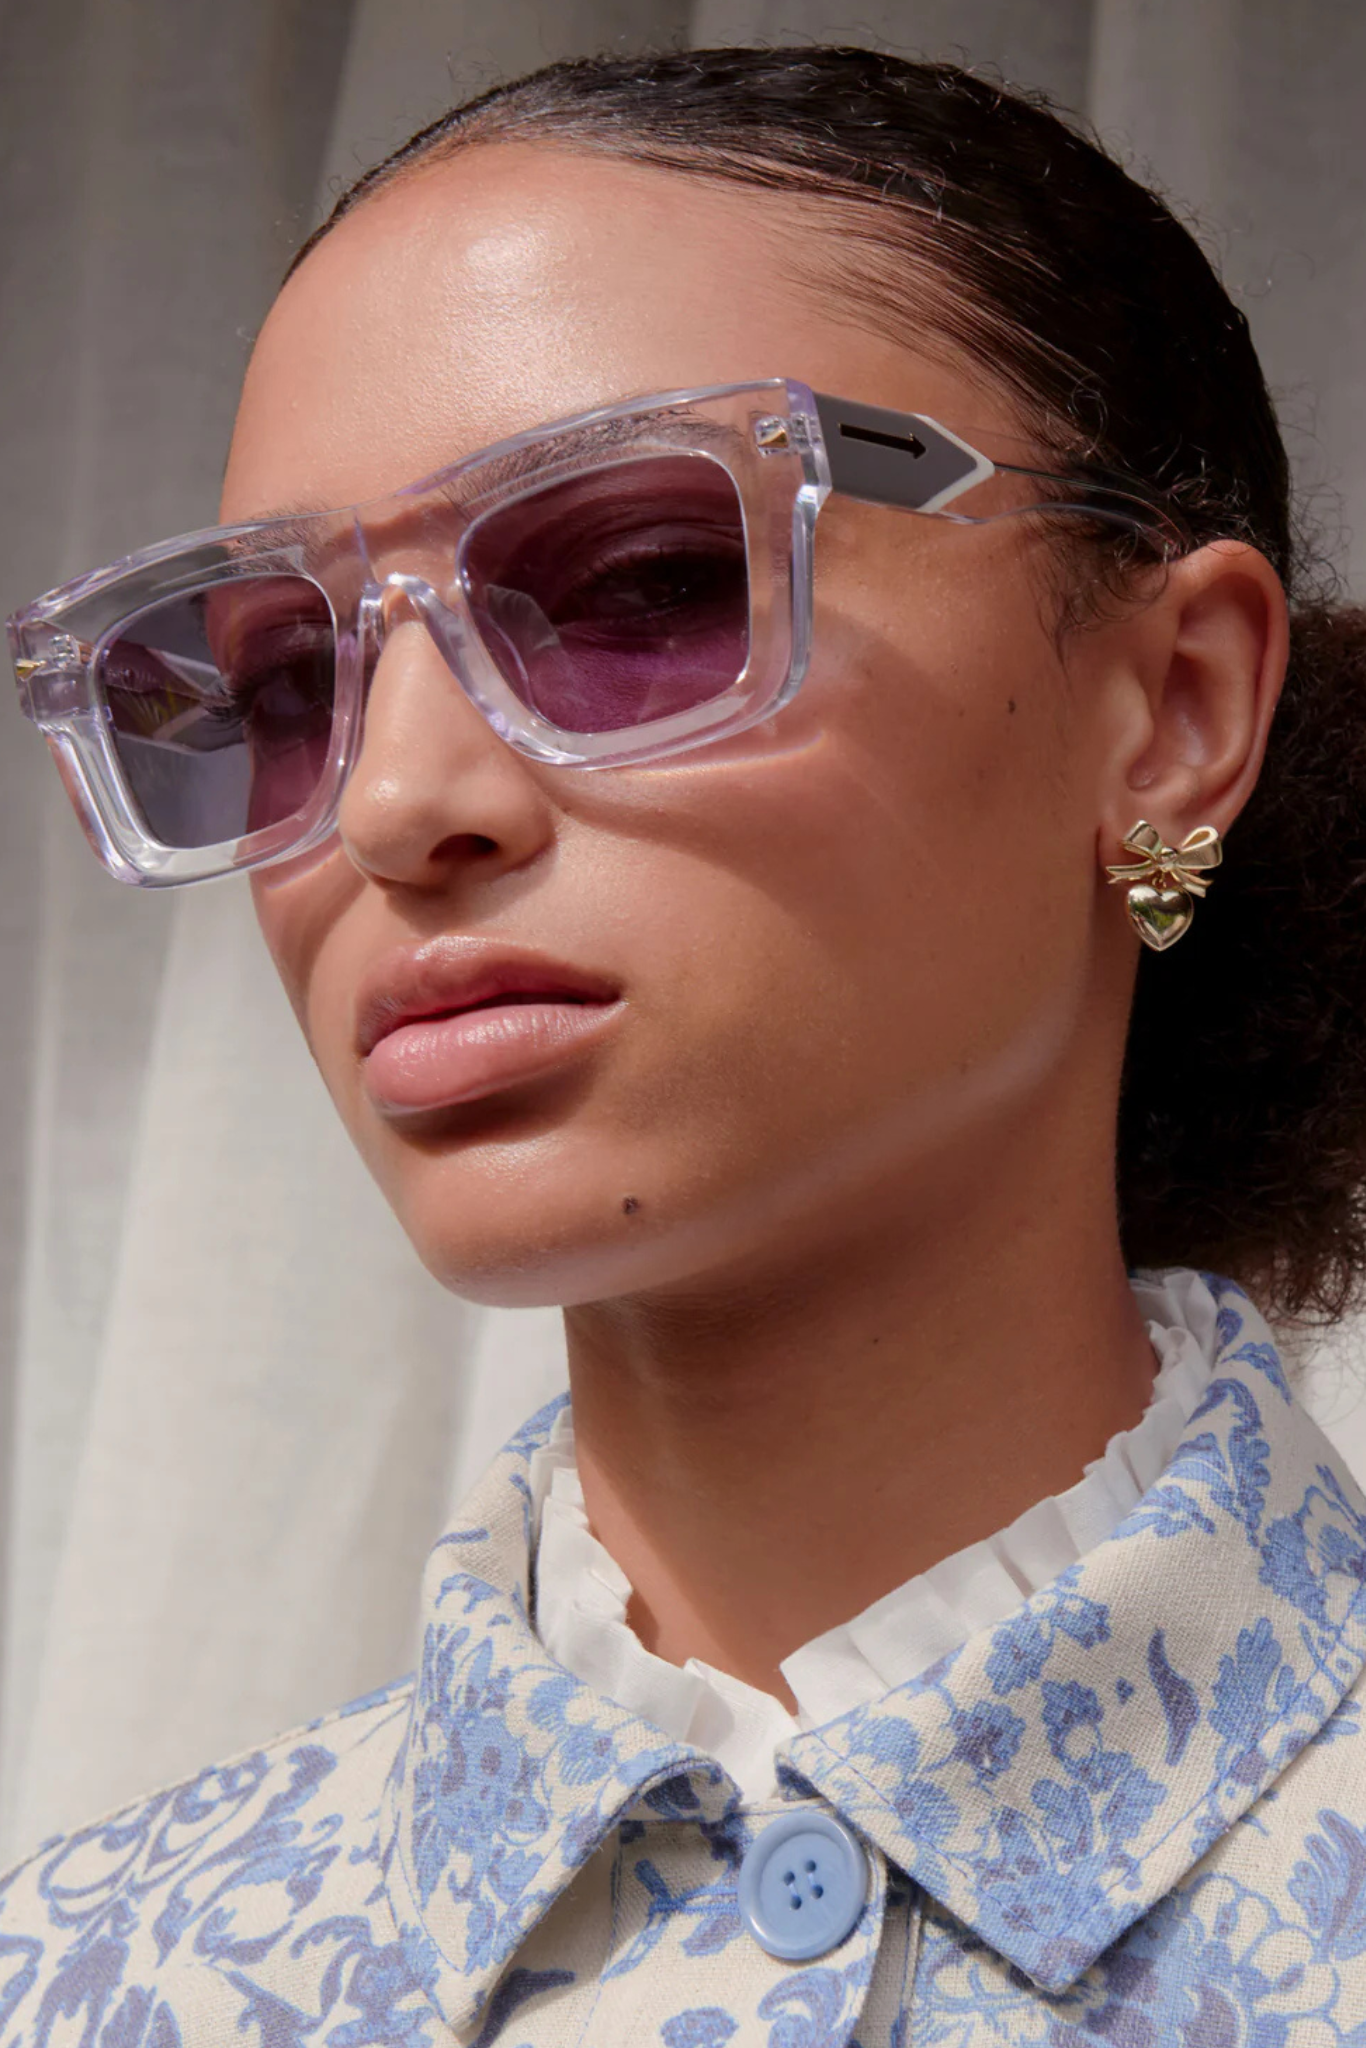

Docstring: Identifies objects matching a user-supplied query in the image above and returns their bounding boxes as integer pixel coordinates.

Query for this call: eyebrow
[230,498,329,527]
[230,407,737,531]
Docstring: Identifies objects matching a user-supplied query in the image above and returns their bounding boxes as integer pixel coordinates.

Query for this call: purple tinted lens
[462,454,749,735]
[96,575,336,847]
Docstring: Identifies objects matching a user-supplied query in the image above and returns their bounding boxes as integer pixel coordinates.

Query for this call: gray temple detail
[813,392,988,512]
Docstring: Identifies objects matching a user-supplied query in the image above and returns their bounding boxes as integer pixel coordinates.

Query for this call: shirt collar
[779,1276,1366,1991]
[378,1397,729,2038]
[381,1278,1366,2025]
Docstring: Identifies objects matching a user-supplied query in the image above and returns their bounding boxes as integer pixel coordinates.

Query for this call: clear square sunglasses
[8,378,1182,886]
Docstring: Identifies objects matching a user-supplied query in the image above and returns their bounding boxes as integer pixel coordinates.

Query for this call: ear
[1096,540,1289,866]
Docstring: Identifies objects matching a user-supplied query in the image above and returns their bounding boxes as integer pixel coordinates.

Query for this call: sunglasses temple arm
[811,391,995,516]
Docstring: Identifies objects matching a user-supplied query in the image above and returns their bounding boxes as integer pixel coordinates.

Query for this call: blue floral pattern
[3,1273,1366,2044]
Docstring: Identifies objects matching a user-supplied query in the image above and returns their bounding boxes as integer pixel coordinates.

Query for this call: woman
[7,42,1366,2045]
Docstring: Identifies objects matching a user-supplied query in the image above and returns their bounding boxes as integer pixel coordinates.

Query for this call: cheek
[592,625,1085,1166]
[787,529,1087,1009]
[250,846,364,1055]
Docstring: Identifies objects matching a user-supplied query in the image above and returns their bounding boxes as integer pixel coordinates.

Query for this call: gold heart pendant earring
[1104,820,1223,952]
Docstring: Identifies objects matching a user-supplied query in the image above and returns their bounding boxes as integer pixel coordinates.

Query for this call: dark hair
[302,46,1366,1323]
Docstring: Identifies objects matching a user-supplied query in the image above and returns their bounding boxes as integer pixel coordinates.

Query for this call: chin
[409,1228,670,1311]
[387,1144,768,1309]
[372,1152,667,1308]
[353,1074,798,1308]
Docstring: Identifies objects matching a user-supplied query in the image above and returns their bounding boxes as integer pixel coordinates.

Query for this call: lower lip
[362,999,622,1114]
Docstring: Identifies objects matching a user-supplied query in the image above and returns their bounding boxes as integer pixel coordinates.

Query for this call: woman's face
[225,145,1129,1308]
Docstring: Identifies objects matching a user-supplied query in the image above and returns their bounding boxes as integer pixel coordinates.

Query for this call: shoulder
[0,1673,441,2046]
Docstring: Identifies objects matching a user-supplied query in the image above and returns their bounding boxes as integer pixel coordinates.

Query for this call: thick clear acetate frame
[8,377,1184,886]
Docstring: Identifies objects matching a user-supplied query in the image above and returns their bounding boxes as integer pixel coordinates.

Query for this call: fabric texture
[531,1266,1219,1800]
[7,1271,1366,2044]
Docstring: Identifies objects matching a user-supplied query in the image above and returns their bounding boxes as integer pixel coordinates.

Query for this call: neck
[563,1097,1156,1707]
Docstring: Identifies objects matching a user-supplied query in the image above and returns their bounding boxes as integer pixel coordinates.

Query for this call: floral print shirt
[5,1271,1366,2045]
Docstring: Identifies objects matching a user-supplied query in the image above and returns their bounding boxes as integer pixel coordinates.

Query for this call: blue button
[738,1811,870,1961]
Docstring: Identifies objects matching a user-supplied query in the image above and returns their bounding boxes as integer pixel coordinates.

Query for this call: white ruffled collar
[528,1266,1221,1801]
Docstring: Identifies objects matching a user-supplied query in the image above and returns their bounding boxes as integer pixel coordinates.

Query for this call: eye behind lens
[95,573,337,849]
[462,454,751,736]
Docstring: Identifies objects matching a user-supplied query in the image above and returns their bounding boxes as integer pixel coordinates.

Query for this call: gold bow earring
[1104,820,1223,951]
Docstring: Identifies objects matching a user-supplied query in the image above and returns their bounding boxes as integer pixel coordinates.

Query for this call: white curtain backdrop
[1,0,1363,1863]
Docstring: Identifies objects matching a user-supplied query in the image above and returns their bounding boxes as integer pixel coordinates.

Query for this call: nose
[373,573,478,681]
[335,574,555,892]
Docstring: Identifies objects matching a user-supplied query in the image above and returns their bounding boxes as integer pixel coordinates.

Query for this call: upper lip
[355,938,621,1057]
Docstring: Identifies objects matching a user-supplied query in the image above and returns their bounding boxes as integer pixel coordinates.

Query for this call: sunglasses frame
[8,377,1184,887]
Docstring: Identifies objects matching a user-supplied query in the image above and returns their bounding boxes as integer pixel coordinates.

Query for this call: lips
[356,938,623,1115]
